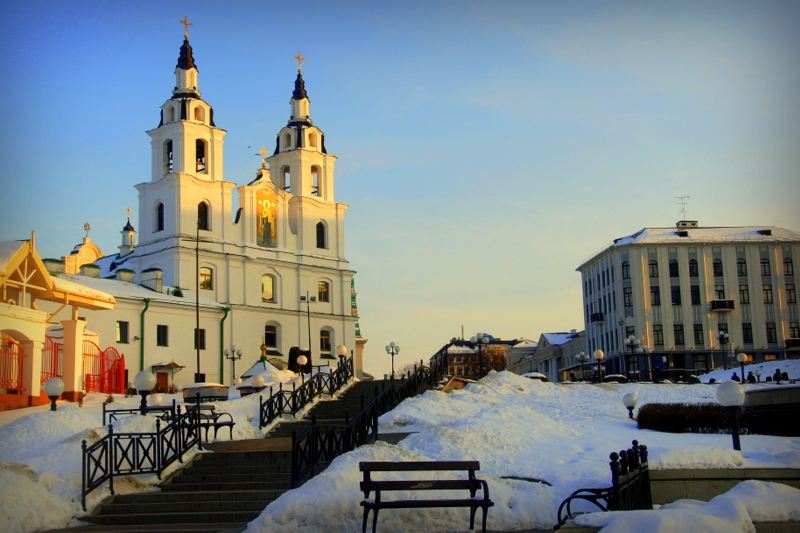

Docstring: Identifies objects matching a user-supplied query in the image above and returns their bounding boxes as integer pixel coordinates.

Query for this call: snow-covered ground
[1,363,799,533]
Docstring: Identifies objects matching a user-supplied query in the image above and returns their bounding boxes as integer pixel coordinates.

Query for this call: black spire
[176,38,197,71]
[292,72,308,100]
[123,220,135,232]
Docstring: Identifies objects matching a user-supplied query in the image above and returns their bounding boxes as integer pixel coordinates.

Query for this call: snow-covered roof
[446,345,476,354]
[0,241,25,272]
[541,332,577,346]
[94,253,133,278]
[55,274,225,309]
[51,276,116,304]
[511,339,537,349]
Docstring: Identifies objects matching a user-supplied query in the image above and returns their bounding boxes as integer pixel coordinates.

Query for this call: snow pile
[698,358,800,384]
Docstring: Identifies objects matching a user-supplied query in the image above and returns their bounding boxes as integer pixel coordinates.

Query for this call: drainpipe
[220,307,230,380]
[140,298,150,371]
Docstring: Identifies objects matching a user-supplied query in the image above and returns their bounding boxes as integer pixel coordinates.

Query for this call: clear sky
[2,1,799,378]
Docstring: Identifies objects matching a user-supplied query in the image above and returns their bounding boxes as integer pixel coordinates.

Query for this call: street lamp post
[43,377,65,411]
[756,369,763,383]
[593,349,605,382]
[470,333,491,378]
[576,351,589,381]
[622,393,638,419]
[625,335,641,380]
[297,354,308,385]
[736,353,747,383]
[300,292,316,363]
[134,371,156,415]
[717,332,730,370]
[223,345,244,386]
[335,344,348,368]
[385,342,400,380]
[641,346,652,381]
[716,380,745,451]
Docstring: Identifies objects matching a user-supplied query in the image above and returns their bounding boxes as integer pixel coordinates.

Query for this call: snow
[1,370,799,533]
[697,358,800,384]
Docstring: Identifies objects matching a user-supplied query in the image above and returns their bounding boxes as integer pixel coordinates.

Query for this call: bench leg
[362,508,369,533]
[469,506,477,531]
[481,505,489,533]
[371,508,379,533]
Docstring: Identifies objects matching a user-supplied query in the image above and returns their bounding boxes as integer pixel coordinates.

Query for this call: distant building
[504,339,539,374]
[430,336,519,380]
[577,221,800,381]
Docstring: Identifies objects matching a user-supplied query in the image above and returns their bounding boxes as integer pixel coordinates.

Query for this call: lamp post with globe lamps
[134,371,156,415]
[43,377,65,411]
[335,344,348,369]
[716,380,745,450]
[576,351,589,381]
[622,393,638,419]
[717,332,730,370]
[593,349,605,382]
[756,369,763,383]
[470,333,491,378]
[297,354,308,385]
[736,353,747,383]
[385,342,399,380]
[625,335,640,380]
[223,345,243,386]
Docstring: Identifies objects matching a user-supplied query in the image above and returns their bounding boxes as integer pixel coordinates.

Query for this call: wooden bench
[359,461,494,533]
[555,440,652,530]
[196,406,235,441]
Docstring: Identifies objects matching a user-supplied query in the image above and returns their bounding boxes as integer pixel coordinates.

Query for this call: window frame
[713,258,723,277]
[264,325,277,347]
[674,324,685,346]
[261,274,275,302]
[200,267,213,290]
[319,329,331,353]
[318,281,330,303]
[669,260,679,278]
[648,260,658,278]
[194,328,206,350]
[650,286,661,306]
[671,286,681,306]
[653,324,664,346]
[693,324,704,345]
[739,284,750,304]
[688,259,699,278]
[737,258,747,277]
[116,321,129,344]
[761,258,771,277]
[763,284,773,304]
[156,325,169,347]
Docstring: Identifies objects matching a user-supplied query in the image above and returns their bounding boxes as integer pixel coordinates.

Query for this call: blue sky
[2,1,799,377]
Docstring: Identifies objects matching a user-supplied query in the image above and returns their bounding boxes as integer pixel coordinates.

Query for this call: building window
[319,329,331,352]
[763,284,773,304]
[742,323,753,344]
[669,260,679,278]
[167,107,175,122]
[309,132,317,148]
[650,286,661,306]
[674,324,685,346]
[649,260,658,278]
[194,106,204,122]
[155,202,165,232]
[282,166,291,191]
[653,325,664,346]
[264,325,277,347]
[693,324,704,345]
[737,258,747,277]
[623,287,632,307]
[198,202,209,230]
[715,284,725,299]
[116,321,129,344]
[284,133,291,151]
[262,275,275,302]
[196,139,207,173]
[691,285,701,305]
[688,259,699,278]
[786,283,796,303]
[156,325,168,347]
[718,322,728,334]
[785,258,794,276]
[766,323,777,344]
[761,258,771,277]
[312,166,321,196]
[318,281,330,302]
[164,140,173,174]
[316,221,327,249]
[739,284,750,304]
[693,353,708,372]
[194,328,206,350]
[622,261,630,280]
[200,267,213,290]
[671,286,681,306]
[713,259,723,277]
[790,322,800,338]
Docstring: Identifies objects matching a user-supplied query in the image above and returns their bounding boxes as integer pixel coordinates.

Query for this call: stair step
[84,510,262,526]
[172,472,290,483]
[102,499,269,515]
[113,489,283,504]
[161,480,291,492]
[181,464,292,476]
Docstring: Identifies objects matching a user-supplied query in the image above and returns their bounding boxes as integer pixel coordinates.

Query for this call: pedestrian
[747,371,756,384]
[773,368,782,384]
[731,372,741,382]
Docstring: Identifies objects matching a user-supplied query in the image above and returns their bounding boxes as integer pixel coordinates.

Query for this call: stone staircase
[68,379,388,533]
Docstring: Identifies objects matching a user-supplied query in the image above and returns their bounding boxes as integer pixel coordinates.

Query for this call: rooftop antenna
[675,196,690,221]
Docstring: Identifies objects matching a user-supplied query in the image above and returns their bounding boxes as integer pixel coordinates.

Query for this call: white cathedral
[33,32,365,391]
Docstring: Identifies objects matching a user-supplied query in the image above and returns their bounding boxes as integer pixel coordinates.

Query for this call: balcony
[590,313,604,323]
[709,299,735,312]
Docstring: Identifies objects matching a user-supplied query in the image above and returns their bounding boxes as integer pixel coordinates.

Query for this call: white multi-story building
[577,221,800,381]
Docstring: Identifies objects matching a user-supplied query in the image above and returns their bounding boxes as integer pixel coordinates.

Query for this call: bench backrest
[360,461,480,473]
[359,461,482,497]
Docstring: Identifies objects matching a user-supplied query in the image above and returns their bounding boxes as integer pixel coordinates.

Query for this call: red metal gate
[41,335,63,386]
[83,341,126,394]
[0,337,25,391]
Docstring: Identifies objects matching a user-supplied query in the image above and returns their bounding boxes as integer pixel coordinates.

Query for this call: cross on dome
[180,16,192,39]
[258,146,269,168]
[294,52,305,72]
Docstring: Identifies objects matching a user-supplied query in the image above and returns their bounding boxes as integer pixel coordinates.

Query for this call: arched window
[167,107,176,122]
[737,258,747,277]
[261,274,275,302]
[264,325,277,347]
[164,140,174,174]
[197,202,209,230]
[689,259,699,277]
[284,133,291,151]
[761,258,771,276]
[713,259,723,277]
[193,106,204,122]
[309,132,317,148]
[319,329,331,353]
[196,139,207,173]
[648,260,658,278]
[318,281,330,302]
[621,261,630,279]
[785,258,795,276]
[316,221,327,249]
[311,166,320,196]
[669,259,679,278]
[281,166,291,191]
[155,202,164,232]
[200,267,213,290]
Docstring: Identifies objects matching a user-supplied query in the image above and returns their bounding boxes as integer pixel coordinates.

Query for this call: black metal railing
[258,356,354,428]
[81,403,201,510]
[102,400,177,425]
[291,360,435,487]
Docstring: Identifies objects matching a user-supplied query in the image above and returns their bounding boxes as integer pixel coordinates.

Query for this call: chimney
[43,258,65,274]
[676,220,698,229]
[140,268,163,293]
[79,264,101,278]
[115,268,135,282]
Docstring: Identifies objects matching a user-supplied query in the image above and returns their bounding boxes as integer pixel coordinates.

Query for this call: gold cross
[294,52,305,72]
[83,222,91,237]
[259,146,269,168]
[125,206,132,220]
[180,16,192,38]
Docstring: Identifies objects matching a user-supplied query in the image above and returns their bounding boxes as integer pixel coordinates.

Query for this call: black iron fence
[291,360,435,487]
[102,400,177,425]
[258,356,353,428]
[81,403,201,510]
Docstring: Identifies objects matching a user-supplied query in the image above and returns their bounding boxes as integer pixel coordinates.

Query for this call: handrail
[81,403,201,511]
